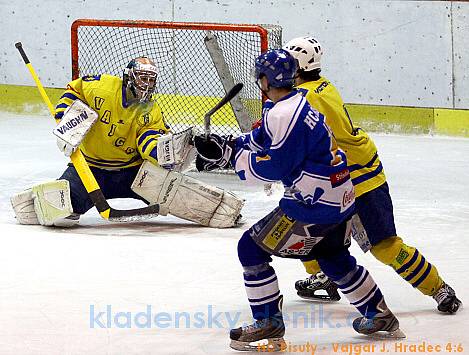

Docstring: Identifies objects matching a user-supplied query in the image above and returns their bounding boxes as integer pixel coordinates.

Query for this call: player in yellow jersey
[284,37,460,314]
[11,57,243,228]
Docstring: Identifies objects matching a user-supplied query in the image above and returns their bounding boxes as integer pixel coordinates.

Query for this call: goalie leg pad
[11,180,78,227]
[11,189,40,225]
[32,180,77,227]
[131,161,244,227]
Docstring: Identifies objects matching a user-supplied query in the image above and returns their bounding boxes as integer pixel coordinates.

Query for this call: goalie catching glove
[131,161,244,228]
[53,100,98,156]
[193,134,235,171]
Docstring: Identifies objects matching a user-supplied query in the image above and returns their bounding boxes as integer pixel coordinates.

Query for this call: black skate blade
[230,337,286,352]
[297,292,341,302]
[365,328,406,340]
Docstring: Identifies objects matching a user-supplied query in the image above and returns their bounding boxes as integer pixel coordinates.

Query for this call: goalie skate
[229,316,286,352]
[352,300,406,339]
[295,271,341,301]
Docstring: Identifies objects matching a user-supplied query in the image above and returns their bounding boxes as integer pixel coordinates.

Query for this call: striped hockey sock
[243,264,282,320]
[335,265,384,318]
[371,237,444,296]
[395,248,443,296]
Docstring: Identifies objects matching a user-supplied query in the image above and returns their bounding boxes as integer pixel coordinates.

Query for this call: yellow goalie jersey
[297,77,386,197]
[54,74,169,169]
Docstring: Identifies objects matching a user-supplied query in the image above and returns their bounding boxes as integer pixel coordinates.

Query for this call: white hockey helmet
[123,57,158,103]
[283,37,323,72]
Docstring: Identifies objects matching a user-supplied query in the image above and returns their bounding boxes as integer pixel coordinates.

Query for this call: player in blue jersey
[284,36,461,314]
[193,49,404,351]
[11,57,243,228]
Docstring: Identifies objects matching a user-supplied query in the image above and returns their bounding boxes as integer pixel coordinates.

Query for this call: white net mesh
[73,21,282,135]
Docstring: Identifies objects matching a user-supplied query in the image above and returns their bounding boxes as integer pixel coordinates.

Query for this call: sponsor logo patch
[279,233,320,256]
[56,111,89,135]
[262,215,294,250]
[60,190,65,208]
[314,80,329,94]
[330,169,350,187]
[396,249,409,265]
[342,188,355,207]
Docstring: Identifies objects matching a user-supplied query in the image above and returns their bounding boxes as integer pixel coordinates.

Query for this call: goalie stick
[15,42,160,222]
[204,82,244,139]
[204,31,276,194]
[204,31,252,133]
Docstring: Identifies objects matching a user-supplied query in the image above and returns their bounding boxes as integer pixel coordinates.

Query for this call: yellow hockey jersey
[297,77,386,197]
[54,74,169,169]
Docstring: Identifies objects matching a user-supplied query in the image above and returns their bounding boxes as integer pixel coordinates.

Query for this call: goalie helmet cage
[71,19,282,136]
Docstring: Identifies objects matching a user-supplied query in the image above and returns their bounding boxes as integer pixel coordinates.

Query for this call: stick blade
[108,204,160,222]
[205,83,244,137]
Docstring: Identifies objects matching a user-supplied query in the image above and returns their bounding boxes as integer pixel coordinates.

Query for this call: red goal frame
[71,19,270,80]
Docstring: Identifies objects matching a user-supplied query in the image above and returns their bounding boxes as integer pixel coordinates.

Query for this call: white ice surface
[0,113,468,355]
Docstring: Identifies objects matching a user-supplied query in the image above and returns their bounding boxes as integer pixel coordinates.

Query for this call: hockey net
[71,20,282,136]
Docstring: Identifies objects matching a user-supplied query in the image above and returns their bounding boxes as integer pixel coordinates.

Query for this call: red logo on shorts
[287,241,305,250]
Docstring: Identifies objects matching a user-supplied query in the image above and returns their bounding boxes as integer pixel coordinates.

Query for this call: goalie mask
[283,37,323,72]
[123,57,158,103]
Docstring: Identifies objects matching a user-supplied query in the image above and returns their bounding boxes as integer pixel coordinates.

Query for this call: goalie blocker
[131,161,244,228]
[53,99,99,157]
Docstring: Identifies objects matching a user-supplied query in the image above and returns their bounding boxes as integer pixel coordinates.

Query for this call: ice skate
[353,300,405,339]
[229,315,286,351]
[433,283,462,314]
[295,271,341,301]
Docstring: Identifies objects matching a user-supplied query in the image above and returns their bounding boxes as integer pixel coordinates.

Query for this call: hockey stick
[15,42,159,222]
[204,83,244,139]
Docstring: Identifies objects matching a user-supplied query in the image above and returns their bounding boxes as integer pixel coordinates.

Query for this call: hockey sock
[335,265,384,318]
[319,252,384,318]
[243,263,283,320]
[371,236,444,296]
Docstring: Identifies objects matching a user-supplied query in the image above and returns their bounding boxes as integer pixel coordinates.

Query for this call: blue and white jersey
[233,91,355,225]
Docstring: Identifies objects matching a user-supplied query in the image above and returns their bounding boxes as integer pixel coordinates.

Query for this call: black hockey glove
[193,134,235,171]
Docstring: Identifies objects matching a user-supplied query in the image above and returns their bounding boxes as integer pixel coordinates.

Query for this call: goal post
[71,19,282,135]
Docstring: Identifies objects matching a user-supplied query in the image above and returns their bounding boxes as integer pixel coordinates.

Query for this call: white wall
[1,0,468,108]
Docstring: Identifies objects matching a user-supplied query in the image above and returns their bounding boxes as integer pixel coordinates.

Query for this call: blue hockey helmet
[253,49,297,88]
